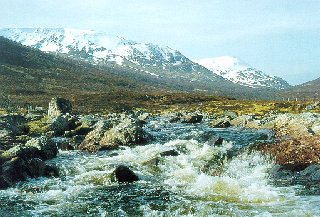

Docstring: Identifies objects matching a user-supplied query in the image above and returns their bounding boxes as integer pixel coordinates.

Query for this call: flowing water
[0,119,319,216]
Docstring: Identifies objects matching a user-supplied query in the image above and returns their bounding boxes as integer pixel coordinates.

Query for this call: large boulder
[48,116,70,136]
[1,136,58,161]
[48,97,72,117]
[0,115,29,138]
[0,136,59,189]
[99,117,144,150]
[78,120,111,152]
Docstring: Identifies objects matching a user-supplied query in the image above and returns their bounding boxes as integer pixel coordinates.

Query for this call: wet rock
[268,164,294,181]
[113,165,139,183]
[212,118,231,128]
[24,136,58,160]
[207,136,224,146]
[26,158,46,177]
[0,157,28,189]
[48,116,69,136]
[99,117,145,150]
[136,111,150,124]
[299,165,320,182]
[0,115,29,138]
[48,97,72,117]
[165,112,183,123]
[78,120,111,152]
[44,164,59,177]
[160,149,179,157]
[181,114,203,124]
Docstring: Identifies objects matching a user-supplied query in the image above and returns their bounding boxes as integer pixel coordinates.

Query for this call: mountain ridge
[0,28,289,91]
[194,56,290,89]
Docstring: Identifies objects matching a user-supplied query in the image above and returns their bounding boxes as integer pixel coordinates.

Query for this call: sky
[1,0,319,85]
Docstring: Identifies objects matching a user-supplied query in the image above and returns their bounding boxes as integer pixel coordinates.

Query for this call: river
[0,118,319,216]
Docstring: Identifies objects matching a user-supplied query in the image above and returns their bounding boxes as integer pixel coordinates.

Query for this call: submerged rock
[207,136,224,146]
[160,149,179,157]
[112,165,139,183]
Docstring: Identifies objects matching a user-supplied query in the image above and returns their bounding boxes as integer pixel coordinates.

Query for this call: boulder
[212,118,231,128]
[48,115,69,136]
[99,117,145,150]
[0,157,28,188]
[112,165,139,183]
[24,136,58,160]
[181,114,203,124]
[78,120,111,152]
[0,115,29,138]
[48,97,72,117]
[26,158,46,177]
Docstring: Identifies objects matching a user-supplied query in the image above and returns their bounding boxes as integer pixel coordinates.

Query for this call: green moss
[28,116,50,134]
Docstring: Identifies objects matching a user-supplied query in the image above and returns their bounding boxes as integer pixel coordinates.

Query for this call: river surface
[0,119,319,216]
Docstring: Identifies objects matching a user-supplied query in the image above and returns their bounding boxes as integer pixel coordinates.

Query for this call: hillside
[0,28,285,100]
[281,77,320,100]
[0,36,234,112]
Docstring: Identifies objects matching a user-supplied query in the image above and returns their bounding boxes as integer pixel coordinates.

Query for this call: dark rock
[113,165,139,183]
[0,115,29,138]
[299,165,320,182]
[26,158,46,177]
[44,164,59,177]
[48,97,72,117]
[268,164,294,182]
[181,114,203,124]
[160,149,179,157]
[0,157,28,189]
[48,116,70,136]
[24,136,58,160]
[207,136,224,146]
[212,119,231,128]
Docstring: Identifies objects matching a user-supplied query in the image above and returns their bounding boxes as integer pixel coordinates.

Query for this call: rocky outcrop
[48,97,72,117]
[0,136,59,189]
[0,115,29,139]
[79,114,146,152]
[78,120,111,152]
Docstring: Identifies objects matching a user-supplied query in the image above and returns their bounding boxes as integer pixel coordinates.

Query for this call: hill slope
[281,77,320,100]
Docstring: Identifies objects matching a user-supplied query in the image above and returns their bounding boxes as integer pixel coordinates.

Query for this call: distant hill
[281,77,320,100]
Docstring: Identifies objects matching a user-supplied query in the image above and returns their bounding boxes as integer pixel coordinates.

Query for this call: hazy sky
[1,0,319,85]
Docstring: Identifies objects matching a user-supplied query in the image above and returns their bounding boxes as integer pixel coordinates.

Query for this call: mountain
[281,77,320,100]
[0,28,286,100]
[194,56,290,89]
[0,28,224,83]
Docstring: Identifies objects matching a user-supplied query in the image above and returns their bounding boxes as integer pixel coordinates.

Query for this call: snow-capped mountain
[0,28,222,82]
[194,56,290,89]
